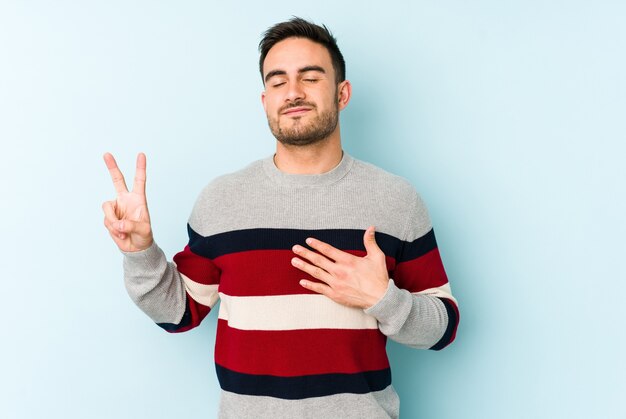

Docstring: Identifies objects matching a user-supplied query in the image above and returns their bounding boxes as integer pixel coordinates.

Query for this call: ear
[261,91,267,112]
[337,80,352,111]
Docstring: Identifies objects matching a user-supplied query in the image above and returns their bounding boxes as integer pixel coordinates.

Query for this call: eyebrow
[264,65,326,83]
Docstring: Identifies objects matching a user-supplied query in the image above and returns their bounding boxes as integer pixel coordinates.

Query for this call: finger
[102,201,128,239]
[103,153,129,195]
[132,152,147,195]
[291,257,334,284]
[102,201,120,225]
[292,244,335,273]
[305,237,351,263]
[104,218,127,240]
[115,218,151,237]
[299,279,334,297]
[363,226,384,258]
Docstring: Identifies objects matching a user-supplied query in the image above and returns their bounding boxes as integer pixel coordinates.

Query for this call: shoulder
[188,159,265,228]
[349,157,419,203]
[202,159,264,194]
[348,157,432,240]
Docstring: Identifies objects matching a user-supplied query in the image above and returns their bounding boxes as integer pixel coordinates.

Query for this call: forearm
[123,241,187,325]
[364,279,456,350]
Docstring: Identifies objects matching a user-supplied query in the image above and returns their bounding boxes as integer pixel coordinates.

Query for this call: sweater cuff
[122,241,165,271]
[364,279,413,328]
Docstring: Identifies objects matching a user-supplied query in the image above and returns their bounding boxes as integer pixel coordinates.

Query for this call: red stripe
[214,319,389,376]
[173,246,221,285]
[166,292,212,333]
[393,248,449,292]
[215,249,396,297]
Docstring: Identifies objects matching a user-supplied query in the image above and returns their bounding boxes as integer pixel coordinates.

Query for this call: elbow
[429,298,459,351]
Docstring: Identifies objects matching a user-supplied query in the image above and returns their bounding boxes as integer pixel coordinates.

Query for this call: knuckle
[335,268,348,280]
[327,290,339,301]
[318,286,330,296]
[311,254,324,265]
[333,281,347,292]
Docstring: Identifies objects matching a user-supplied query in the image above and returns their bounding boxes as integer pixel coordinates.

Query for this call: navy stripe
[429,298,458,351]
[215,364,391,399]
[157,299,191,332]
[399,229,438,262]
[188,226,401,259]
[188,226,437,262]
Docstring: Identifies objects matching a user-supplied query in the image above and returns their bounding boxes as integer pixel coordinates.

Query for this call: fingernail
[306,238,313,245]
[299,280,307,287]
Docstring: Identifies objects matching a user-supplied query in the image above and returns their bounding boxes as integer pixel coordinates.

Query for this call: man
[103,17,458,419]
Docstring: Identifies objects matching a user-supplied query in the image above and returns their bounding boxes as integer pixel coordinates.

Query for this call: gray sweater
[123,153,459,418]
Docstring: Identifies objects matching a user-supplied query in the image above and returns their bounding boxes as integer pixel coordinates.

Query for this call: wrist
[364,279,412,324]
[364,279,390,309]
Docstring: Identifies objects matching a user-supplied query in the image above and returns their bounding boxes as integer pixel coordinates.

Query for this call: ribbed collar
[262,152,354,187]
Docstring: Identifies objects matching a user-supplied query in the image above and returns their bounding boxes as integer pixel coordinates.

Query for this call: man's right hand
[102,152,154,252]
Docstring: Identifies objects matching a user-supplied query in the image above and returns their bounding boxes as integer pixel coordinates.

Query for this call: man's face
[261,37,346,146]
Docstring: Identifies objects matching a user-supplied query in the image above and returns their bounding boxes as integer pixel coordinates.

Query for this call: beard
[267,99,339,147]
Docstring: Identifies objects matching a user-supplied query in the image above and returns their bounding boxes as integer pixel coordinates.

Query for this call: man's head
[259,17,346,85]
[259,18,351,147]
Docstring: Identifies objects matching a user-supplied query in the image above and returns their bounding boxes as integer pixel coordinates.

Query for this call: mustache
[279,100,316,113]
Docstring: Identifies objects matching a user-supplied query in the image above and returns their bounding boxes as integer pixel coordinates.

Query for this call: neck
[273,128,343,174]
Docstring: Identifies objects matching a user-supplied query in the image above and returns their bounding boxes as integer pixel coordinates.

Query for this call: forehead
[263,37,333,76]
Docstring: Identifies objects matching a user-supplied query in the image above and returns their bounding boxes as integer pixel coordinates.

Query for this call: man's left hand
[291,226,389,309]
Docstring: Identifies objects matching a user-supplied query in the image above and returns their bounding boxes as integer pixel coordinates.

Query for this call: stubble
[268,99,339,147]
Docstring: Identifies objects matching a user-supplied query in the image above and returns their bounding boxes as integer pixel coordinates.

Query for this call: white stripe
[414,283,458,306]
[181,273,220,308]
[218,293,378,331]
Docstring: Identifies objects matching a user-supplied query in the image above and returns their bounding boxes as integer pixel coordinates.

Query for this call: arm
[123,239,219,333]
[291,195,458,350]
[365,192,458,350]
[364,228,459,350]
[102,153,219,332]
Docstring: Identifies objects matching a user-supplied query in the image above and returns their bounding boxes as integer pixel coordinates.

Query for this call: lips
[282,106,312,116]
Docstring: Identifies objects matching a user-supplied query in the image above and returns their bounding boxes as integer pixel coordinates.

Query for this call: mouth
[281,106,312,117]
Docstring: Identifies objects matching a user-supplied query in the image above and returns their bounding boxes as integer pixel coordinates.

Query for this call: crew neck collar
[262,152,354,187]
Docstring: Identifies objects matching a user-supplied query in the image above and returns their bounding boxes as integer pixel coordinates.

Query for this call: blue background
[1,1,624,418]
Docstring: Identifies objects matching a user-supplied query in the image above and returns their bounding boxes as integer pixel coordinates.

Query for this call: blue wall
[1,1,624,418]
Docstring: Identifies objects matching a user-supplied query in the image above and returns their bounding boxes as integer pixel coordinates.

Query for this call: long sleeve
[123,241,187,326]
[364,278,458,350]
[123,199,221,333]
[123,237,220,333]
[365,193,459,350]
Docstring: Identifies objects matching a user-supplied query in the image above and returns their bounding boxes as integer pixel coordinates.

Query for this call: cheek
[264,97,281,115]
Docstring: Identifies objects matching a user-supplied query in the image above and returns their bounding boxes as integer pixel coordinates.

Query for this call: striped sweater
[123,153,459,418]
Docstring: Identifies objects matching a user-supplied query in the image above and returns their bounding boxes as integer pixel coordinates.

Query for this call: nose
[285,81,305,102]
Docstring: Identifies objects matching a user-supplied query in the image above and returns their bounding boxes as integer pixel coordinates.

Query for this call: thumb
[363,226,383,257]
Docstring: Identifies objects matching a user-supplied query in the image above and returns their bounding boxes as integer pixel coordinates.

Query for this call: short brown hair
[259,17,346,84]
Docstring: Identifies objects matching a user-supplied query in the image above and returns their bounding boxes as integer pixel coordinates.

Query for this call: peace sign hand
[102,152,154,252]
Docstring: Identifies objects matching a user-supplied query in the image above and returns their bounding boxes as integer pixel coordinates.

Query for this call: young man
[103,17,458,419]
